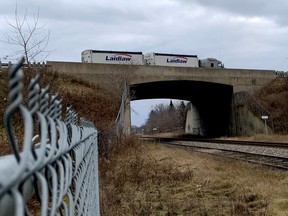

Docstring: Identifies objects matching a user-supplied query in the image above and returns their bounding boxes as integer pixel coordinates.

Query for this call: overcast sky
[1,0,288,126]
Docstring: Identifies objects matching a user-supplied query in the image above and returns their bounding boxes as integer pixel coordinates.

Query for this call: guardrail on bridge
[0,57,100,215]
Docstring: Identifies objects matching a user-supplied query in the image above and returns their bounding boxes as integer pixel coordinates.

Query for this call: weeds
[99,138,281,215]
[0,66,120,156]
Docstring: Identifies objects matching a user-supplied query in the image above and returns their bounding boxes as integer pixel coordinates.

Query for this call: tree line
[133,100,187,134]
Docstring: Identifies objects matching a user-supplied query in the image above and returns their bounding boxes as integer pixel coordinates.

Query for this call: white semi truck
[81,50,224,68]
[145,53,224,68]
[81,50,144,65]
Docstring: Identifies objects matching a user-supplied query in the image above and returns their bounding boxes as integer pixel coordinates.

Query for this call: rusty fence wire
[0,57,100,216]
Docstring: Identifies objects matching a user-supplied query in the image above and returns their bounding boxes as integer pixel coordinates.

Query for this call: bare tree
[143,101,187,134]
[1,6,50,63]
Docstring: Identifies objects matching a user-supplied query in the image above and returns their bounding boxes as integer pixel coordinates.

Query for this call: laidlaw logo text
[106,54,132,62]
[167,56,188,63]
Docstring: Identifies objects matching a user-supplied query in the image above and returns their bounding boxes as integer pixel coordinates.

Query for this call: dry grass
[100,137,288,215]
[0,67,120,156]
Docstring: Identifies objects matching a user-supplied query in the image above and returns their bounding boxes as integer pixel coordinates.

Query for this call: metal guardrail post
[0,57,100,215]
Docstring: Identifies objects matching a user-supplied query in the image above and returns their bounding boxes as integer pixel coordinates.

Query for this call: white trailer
[81,50,144,65]
[144,52,199,68]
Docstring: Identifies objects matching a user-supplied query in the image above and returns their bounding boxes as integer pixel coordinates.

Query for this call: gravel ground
[177,141,288,158]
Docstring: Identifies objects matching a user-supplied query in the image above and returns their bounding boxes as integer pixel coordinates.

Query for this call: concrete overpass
[47,61,277,136]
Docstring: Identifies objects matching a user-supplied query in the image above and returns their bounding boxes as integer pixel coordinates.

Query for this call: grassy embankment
[0,66,119,156]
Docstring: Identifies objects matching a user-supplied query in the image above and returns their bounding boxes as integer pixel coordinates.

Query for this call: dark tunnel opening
[130,80,233,137]
[192,84,233,137]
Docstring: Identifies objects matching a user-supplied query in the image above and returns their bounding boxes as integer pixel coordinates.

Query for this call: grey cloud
[0,0,149,25]
[178,0,288,26]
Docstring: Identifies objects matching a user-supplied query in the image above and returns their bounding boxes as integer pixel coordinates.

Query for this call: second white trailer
[144,52,199,67]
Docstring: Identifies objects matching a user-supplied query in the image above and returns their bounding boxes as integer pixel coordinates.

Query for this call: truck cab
[199,58,224,68]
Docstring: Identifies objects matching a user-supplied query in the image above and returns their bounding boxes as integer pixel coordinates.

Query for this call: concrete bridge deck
[47,61,276,93]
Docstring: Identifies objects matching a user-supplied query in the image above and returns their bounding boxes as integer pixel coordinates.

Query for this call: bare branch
[1,6,51,63]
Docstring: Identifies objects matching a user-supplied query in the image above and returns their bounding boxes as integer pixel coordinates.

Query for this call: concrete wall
[47,61,276,93]
[234,105,272,135]
[184,99,272,136]
[185,103,205,136]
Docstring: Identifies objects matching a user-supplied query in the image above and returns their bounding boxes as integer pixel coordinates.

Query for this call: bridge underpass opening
[130,99,189,134]
[131,99,186,127]
[130,80,234,137]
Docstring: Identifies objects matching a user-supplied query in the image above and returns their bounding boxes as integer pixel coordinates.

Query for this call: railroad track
[141,136,288,170]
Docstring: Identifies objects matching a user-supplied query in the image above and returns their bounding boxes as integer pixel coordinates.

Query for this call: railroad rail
[141,136,288,169]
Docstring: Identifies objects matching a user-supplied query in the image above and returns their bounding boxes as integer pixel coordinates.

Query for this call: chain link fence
[0,57,100,215]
